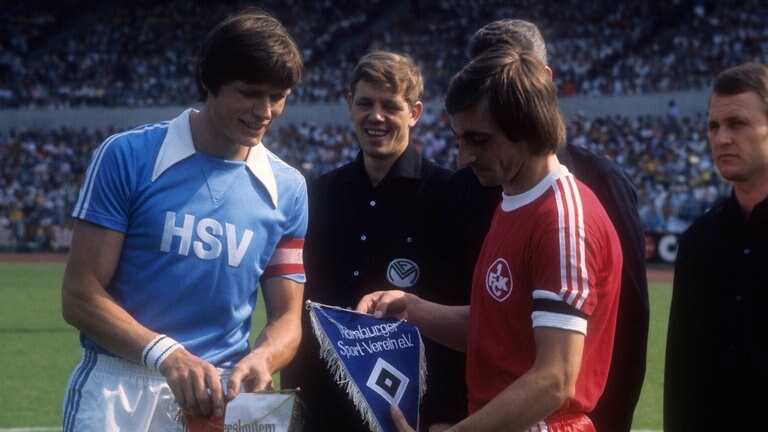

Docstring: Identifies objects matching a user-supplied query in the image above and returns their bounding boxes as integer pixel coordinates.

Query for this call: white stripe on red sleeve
[554,176,589,310]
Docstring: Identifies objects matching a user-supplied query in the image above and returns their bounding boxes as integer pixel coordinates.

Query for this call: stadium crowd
[0,0,758,251]
[2,0,768,107]
[0,110,728,251]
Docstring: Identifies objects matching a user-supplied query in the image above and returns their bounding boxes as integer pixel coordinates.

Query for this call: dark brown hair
[445,46,565,155]
[711,62,768,116]
[196,7,303,101]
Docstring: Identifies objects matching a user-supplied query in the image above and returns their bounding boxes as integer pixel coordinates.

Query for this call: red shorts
[527,410,595,432]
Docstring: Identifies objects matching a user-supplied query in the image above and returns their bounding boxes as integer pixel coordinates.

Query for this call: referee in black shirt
[281,50,456,431]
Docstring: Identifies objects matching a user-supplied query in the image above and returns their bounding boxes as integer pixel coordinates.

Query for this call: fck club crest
[486,258,512,302]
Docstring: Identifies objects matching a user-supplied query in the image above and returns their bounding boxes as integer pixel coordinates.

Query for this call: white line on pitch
[0,428,62,432]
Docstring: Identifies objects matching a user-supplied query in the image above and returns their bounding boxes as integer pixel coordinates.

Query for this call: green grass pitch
[0,262,670,430]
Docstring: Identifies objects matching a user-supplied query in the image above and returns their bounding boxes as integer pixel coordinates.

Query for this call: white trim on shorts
[63,349,229,432]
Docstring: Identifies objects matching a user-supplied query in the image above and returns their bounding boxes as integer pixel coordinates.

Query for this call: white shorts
[63,349,230,432]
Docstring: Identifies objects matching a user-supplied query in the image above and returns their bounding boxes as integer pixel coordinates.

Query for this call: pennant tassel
[309,305,382,431]
[306,301,426,432]
[418,333,426,403]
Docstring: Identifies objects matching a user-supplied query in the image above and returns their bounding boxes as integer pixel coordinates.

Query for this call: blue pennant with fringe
[306,301,426,432]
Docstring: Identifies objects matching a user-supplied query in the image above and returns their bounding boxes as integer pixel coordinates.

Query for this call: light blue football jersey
[72,109,307,367]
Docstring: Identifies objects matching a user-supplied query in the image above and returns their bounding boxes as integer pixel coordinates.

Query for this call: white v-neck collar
[151,108,279,207]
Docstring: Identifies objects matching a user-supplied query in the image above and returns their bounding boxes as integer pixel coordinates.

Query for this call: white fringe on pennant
[307,301,427,432]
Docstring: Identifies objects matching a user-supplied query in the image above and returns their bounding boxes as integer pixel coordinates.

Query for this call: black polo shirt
[282,144,455,431]
[665,193,768,430]
[559,143,650,432]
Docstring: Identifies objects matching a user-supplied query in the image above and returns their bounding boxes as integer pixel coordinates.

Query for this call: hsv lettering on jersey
[160,211,254,267]
[263,238,305,279]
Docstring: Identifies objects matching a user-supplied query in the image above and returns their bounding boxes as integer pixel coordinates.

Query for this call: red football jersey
[466,167,621,415]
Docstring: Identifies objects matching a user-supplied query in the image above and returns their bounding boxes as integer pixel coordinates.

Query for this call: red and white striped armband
[262,238,304,280]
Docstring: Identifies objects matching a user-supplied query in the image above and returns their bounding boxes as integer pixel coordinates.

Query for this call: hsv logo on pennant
[366,357,409,405]
[486,257,512,302]
[387,258,420,288]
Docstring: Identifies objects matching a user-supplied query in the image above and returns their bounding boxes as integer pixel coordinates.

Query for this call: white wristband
[141,334,182,371]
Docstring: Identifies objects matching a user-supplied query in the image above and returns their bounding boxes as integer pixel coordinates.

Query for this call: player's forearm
[61,278,155,361]
[257,278,304,372]
[61,220,154,360]
[450,371,568,432]
[250,314,302,373]
[452,328,582,431]
[406,295,469,352]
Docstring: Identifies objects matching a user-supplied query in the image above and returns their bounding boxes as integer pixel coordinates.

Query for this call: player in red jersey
[357,46,621,432]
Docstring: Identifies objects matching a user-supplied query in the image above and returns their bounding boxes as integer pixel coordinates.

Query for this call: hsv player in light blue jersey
[61,9,306,431]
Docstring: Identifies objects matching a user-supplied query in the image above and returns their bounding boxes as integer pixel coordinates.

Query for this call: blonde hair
[349,50,424,107]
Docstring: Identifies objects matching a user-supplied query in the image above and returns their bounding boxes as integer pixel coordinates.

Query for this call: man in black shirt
[664,62,768,430]
[281,50,455,431]
[437,19,650,432]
